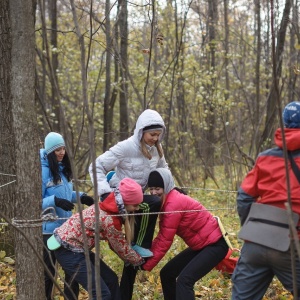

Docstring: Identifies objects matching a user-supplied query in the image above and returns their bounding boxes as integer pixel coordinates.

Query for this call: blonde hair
[140,139,164,160]
[124,215,135,244]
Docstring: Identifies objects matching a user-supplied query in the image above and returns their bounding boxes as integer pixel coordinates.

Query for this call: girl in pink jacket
[143,168,228,300]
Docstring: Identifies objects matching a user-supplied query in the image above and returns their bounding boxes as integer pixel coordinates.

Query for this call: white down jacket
[89,109,168,195]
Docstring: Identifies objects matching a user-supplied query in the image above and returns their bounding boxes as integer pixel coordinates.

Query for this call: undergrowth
[0,175,295,299]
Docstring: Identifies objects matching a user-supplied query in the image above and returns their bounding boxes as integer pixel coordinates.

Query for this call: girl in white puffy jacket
[89,109,169,300]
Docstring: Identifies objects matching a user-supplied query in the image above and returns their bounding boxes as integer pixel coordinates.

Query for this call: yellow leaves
[0,284,8,291]
[294,43,300,50]
[293,64,300,75]
[2,257,15,265]
[146,273,156,284]
[209,278,221,287]
[0,261,16,299]
[0,251,15,265]
[0,251,5,259]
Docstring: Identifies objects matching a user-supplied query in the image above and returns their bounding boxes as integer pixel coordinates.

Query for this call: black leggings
[160,237,228,300]
[120,194,161,300]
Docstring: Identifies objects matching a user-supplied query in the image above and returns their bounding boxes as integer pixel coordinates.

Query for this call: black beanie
[143,124,163,132]
[148,171,164,188]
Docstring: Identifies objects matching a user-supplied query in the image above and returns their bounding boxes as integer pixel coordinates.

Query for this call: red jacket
[143,189,222,271]
[54,193,144,266]
[237,128,300,226]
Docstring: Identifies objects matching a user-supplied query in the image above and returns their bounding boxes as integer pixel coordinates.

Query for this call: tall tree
[202,0,218,180]
[0,0,15,220]
[103,0,117,151]
[288,0,299,102]
[118,0,129,140]
[0,0,45,299]
[253,0,262,154]
[49,0,61,132]
[260,0,292,151]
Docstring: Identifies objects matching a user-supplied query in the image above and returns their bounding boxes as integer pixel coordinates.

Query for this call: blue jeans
[160,237,228,300]
[54,247,121,300]
[231,242,300,300]
[43,235,79,300]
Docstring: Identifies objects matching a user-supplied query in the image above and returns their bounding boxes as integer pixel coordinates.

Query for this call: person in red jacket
[47,178,145,300]
[142,168,228,300]
[231,101,300,300]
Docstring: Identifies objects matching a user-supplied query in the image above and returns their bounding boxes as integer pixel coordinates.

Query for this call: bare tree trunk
[118,0,129,140]
[251,0,261,155]
[202,0,218,180]
[259,0,292,151]
[222,0,231,178]
[0,0,16,221]
[9,0,45,298]
[49,0,61,132]
[103,0,113,151]
[69,0,100,296]
[288,0,299,101]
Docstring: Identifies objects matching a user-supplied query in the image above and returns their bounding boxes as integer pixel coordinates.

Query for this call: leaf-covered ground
[0,188,295,299]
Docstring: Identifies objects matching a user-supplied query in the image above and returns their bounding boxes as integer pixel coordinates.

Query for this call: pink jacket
[143,189,222,271]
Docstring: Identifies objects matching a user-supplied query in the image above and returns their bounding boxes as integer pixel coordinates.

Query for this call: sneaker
[132,244,153,257]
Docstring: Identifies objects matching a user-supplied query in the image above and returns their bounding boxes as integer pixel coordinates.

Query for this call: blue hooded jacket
[40,149,83,234]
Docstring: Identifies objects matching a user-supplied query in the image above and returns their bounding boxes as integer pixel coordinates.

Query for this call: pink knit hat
[119,178,143,205]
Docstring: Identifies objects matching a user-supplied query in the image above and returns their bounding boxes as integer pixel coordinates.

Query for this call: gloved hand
[101,192,110,201]
[54,196,75,211]
[80,195,94,206]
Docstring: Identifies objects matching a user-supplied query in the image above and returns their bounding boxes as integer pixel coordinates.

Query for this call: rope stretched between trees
[74,179,237,193]
[0,172,237,227]
[0,206,236,227]
[0,171,237,193]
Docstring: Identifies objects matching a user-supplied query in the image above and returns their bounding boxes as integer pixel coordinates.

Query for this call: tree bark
[103,0,115,151]
[6,0,45,298]
[202,0,218,180]
[259,0,292,151]
[49,0,61,132]
[118,0,129,140]
[0,0,16,220]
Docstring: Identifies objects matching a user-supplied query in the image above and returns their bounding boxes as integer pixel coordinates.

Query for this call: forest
[0,0,299,298]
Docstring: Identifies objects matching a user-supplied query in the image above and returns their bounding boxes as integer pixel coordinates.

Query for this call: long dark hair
[173,187,187,195]
[47,151,72,184]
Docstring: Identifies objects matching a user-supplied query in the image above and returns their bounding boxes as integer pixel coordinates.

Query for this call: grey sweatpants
[231,242,300,300]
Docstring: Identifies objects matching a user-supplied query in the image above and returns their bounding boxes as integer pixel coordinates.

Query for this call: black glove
[101,192,110,201]
[80,195,94,206]
[54,196,75,211]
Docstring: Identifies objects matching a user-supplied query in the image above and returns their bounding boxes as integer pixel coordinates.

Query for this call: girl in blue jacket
[41,132,94,300]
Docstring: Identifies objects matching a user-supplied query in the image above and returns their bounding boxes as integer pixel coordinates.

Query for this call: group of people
[42,103,300,300]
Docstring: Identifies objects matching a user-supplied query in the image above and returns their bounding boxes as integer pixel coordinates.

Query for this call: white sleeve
[89,152,117,196]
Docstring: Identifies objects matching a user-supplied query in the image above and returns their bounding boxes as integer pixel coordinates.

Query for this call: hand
[133,264,144,271]
[54,196,75,211]
[101,192,110,201]
[80,195,94,206]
